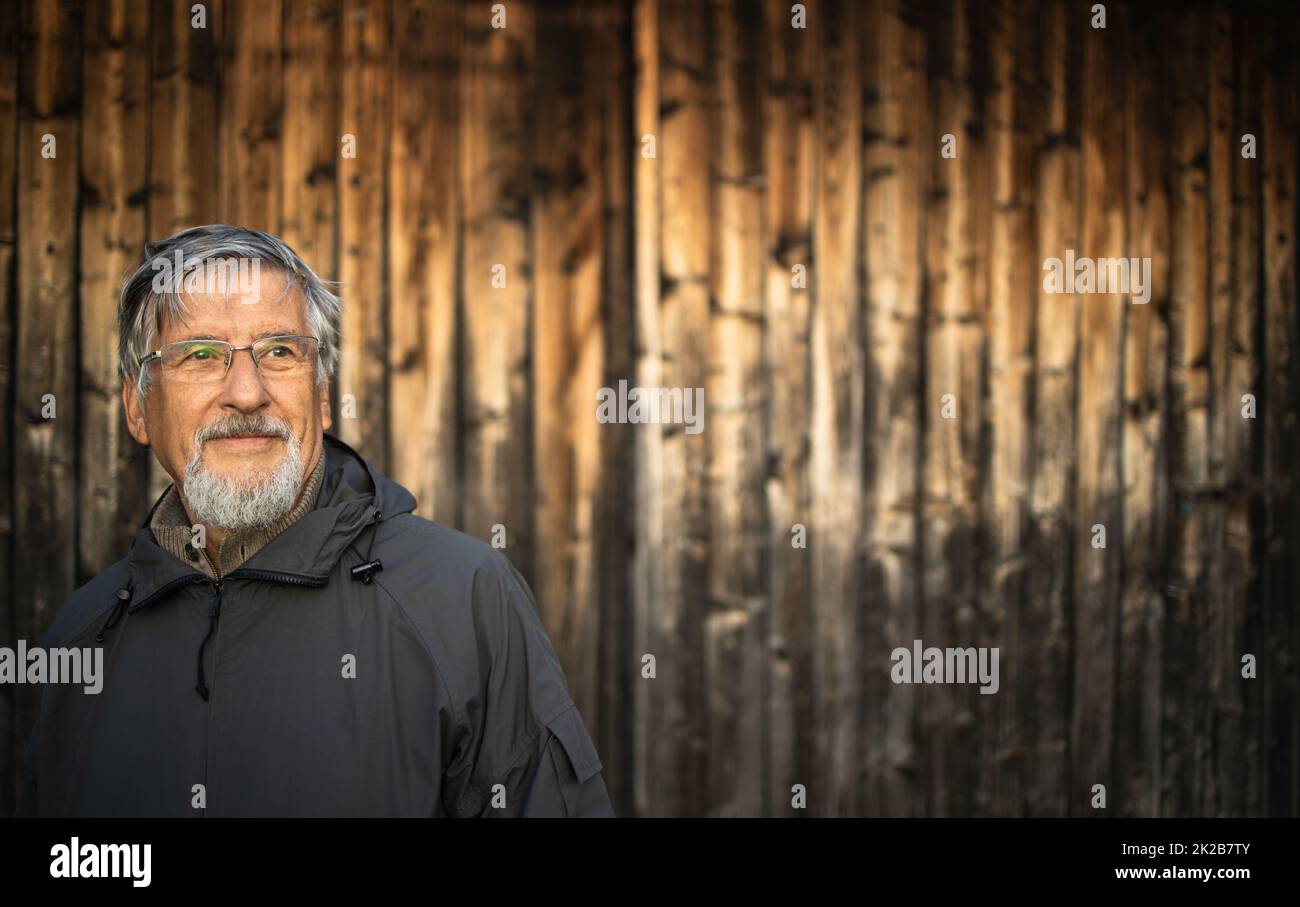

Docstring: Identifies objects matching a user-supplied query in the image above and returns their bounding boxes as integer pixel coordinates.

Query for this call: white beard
[182,429,303,531]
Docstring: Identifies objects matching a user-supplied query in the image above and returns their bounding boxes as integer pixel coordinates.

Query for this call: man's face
[122,268,331,527]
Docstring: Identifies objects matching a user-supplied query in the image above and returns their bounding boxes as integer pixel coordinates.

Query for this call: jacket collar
[125,434,418,611]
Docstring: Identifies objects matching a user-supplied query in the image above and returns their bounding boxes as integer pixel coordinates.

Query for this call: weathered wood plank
[14,0,81,810]
[0,0,18,819]
[1025,0,1079,819]
[593,0,633,814]
[921,0,986,817]
[281,0,339,288]
[148,0,221,237]
[1231,9,1263,817]
[1117,0,1169,817]
[983,0,1037,816]
[78,0,150,589]
[336,0,387,468]
[221,0,282,230]
[1207,6,1238,817]
[387,0,459,524]
[861,0,925,817]
[630,0,664,818]
[532,0,608,733]
[810,0,864,817]
[460,0,534,582]
[1164,8,1211,817]
[704,0,766,818]
[761,0,814,818]
[656,0,711,815]
[1072,2,1126,816]
[1259,15,1298,818]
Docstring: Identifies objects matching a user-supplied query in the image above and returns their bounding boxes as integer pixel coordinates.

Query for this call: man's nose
[218,347,272,409]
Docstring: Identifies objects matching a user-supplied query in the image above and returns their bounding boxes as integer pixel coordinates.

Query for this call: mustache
[195,414,292,447]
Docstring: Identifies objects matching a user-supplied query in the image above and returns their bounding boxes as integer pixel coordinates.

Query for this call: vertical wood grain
[810,0,863,817]
[705,0,766,818]
[532,0,607,728]
[861,0,925,816]
[762,0,814,818]
[387,0,459,523]
[630,0,663,817]
[1073,1,1126,816]
[281,0,340,292]
[337,0,388,468]
[921,0,986,817]
[221,0,282,230]
[1165,8,1211,817]
[78,0,149,587]
[1207,7,1238,816]
[983,0,1036,815]
[14,0,80,810]
[656,0,711,815]
[0,0,17,818]
[1259,15,1298,818]
[1117,0,1169,817]
[1231,9,1263,817]
[593,0,633,814]
[1026,0,1076,819]
[460,0,534,581]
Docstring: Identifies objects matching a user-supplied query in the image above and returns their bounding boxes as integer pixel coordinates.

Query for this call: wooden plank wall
[1,0,1298,818]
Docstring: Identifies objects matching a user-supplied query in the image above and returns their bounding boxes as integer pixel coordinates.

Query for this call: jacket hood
[122,433,417,612]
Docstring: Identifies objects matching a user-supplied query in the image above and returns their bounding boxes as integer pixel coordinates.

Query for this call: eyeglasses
[139,335,321,384]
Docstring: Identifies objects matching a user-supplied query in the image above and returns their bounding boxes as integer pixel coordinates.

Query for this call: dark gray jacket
[16,434,614,817]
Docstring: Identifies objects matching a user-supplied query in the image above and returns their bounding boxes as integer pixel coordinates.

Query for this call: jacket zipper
[224,567,329,587]
[199,577,221,818]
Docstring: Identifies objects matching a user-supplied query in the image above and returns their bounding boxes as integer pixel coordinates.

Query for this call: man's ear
[319,382,332,431]
[122,379,151,446]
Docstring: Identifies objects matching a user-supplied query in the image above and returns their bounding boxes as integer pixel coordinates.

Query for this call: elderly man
[16,224,614,817]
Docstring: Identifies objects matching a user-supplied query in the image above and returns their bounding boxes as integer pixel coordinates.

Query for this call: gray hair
[118,224,342,396]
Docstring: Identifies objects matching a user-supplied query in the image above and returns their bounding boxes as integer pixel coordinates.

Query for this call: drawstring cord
[96,587,132,643]
[350,510,384,584]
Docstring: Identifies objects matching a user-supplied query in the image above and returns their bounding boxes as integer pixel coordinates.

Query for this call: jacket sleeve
[442,553,615,818]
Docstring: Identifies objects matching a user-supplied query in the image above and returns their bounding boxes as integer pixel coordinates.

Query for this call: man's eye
[264,345,290,358]
[185,346,221,361]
